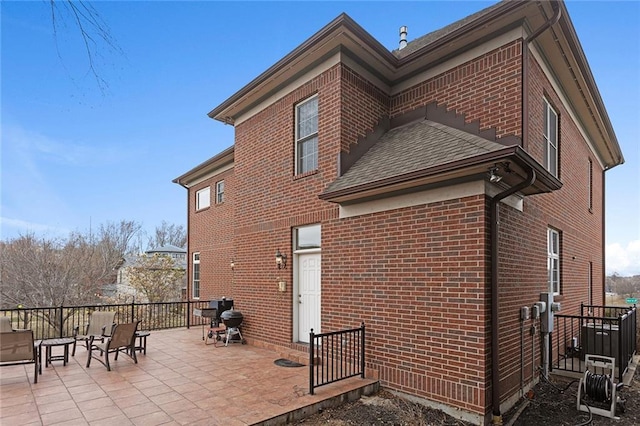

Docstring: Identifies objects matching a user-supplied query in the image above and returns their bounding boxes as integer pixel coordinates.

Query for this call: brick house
[173,1,623,424]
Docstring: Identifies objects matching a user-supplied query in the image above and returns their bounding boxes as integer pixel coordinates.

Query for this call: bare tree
[0,220,142,309]
[126,253,185,302]
[48,0,123,94]
[148,221,186,249]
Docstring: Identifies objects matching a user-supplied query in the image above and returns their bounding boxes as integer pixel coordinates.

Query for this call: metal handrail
[553,305,636,382]
[0,300,213,340]
[310,323,365,395]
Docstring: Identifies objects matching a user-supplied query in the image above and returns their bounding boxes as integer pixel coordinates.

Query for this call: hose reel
[577,355,624,420]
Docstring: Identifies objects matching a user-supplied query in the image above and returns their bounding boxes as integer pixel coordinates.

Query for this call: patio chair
[0,317,13,332]
[72,311,116,356]
[0,330,41,383]
[86,321,139,371]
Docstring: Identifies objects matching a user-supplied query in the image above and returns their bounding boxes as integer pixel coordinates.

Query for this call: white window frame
[547,228,560,295]
[196,187,210,210]
[543,98,558,177]
[588,261,593,308]
[216,180,224,204]
[295,95,319,175]
[192,252,200,299]
[588,158,593,212]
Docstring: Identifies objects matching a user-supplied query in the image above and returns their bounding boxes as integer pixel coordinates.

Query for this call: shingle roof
[147,244,186,254]
[393,1,505,59]
[324,119,513,194]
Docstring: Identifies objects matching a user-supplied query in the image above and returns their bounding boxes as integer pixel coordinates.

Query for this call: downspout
[490,168,536,424]
[489,3,562,424]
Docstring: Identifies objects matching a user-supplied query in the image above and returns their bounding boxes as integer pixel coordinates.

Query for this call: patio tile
[41,406,83,425]
[89,414,134,426]
[120,401,162,418]
[0,327,376,425]
[82,404,125,422]
[72,389,108,402]
[130,410,172,426]
[112,393,151,409]
[0,401,38,418]
[37,399,79,415]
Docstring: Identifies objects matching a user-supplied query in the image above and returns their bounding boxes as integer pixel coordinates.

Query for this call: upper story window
[543,98,559,177]
[547,228,560,295]
[295,96,318,175]
[216,180,225,204]
[196,187,210,210]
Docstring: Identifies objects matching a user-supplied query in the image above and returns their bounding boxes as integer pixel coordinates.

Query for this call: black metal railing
[309,323,365,395]
[0,300,213,340]
[553,304,636,382]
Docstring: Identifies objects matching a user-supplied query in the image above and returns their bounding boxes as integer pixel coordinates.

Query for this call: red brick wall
[492,50,605,400]
[323,196,490,414]
[391,41,523,138]
[227,63,390,342]
[187,168,235,300]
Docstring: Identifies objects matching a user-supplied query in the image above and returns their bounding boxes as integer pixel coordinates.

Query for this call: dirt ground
[295,367,640,425]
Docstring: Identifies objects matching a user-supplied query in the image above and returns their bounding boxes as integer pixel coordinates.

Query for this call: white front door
[297,252,321,343]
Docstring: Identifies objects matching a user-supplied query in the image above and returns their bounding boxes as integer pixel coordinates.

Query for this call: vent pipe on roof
[399,26,408,49]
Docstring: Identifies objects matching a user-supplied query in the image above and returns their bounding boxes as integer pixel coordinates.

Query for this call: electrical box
[520,306,530,320]
[278,281,286,292]
[531,304,540,319]
[540,292,557,333]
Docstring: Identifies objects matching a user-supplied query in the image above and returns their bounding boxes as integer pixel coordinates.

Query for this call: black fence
[0,300,213,340]
[553,304,636,382]
[309,323,365,395]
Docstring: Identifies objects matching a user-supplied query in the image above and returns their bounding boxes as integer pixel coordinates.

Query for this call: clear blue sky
[1,1,638,275]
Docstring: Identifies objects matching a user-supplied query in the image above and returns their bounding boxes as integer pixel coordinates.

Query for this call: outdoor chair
[72,311,116,356]
[0,317,13,332]
[0,330,41,383]
[86,320,139,371]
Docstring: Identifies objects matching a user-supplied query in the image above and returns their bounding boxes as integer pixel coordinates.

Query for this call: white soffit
[529,43,605,170]
[338,180,522,219]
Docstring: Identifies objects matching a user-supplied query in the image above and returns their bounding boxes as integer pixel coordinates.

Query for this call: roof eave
[172,145,234,188]
[207,13,398,124]
[319,146,562,204]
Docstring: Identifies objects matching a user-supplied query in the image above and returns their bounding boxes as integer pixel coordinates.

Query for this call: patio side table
[133,331,150,355]
[41,338,74,367]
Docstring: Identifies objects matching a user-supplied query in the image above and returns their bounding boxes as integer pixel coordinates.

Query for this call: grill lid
[221,309,243,320]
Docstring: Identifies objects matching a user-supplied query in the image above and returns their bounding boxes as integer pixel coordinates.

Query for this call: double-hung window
[543,98,558,177]
[196,187,210,210]
[547,228,560,295]
[192,252,200,299]
[216,180,225,204]
[295,96,318,175]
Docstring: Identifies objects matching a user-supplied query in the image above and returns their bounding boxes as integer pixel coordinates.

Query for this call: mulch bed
[296,364,640,425]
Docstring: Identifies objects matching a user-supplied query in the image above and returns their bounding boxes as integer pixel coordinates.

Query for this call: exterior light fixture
[275,249,287,269]
[489,166,502,183]
[230,259,235,270]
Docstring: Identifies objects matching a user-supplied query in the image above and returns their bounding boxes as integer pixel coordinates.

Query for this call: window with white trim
[216,180,224,204]
[588,158,593,212]
[295,96,318,175]
[588,261,593,307]
[547,228,560,295]
[192,252,200,299]
[543,99,559,177]
[196,187,210,210]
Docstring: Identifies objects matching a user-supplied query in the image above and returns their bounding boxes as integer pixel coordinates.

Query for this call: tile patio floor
[0,327,376,426]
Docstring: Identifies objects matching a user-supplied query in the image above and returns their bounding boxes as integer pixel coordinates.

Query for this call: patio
[0,327,377,425]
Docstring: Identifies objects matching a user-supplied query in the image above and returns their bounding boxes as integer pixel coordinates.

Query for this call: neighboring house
[173,1,623,424]
[109,244,187,302]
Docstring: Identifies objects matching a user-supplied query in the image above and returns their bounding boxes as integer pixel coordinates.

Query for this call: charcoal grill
[193,308,225,345]
[220,309,246,346]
